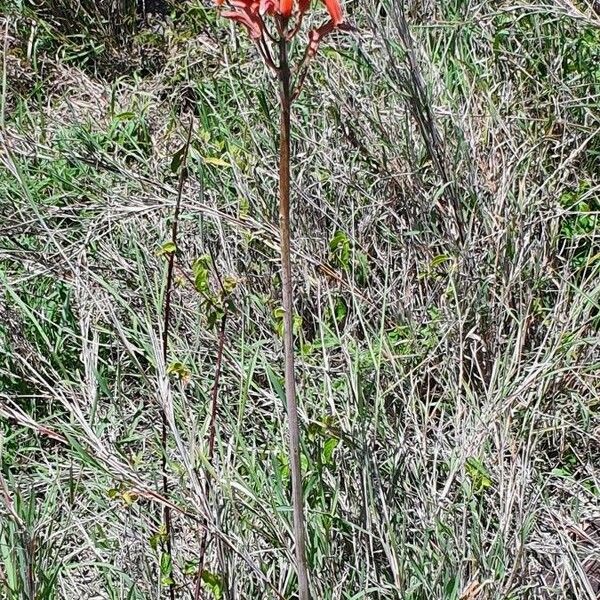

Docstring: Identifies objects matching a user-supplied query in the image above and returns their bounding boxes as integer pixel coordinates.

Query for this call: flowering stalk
[214,2,348,598]
[277,25,311,600]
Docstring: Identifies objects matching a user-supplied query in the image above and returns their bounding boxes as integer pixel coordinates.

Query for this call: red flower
[279,0,293,17]
[220,0,264,39]
[259,0,279,14]
[222,9,263,39]
[307,19,334,56]
[216,0,346,59]
[306,0,345,57]
[321,0,343,24]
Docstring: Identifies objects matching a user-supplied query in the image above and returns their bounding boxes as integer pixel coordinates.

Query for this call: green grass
[1,0,599,598]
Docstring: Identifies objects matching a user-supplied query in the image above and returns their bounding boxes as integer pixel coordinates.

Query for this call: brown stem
[207,314,227,458]
[194,310,227,600]
[278,33,310,600]
[161,116,194,600]
[287,12,304,41]
[257,35,278,73]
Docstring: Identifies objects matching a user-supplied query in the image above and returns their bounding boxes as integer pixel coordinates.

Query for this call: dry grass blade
[1,1,598,598]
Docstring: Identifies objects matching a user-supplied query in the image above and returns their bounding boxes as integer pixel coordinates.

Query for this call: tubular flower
[322,0,343,24]
[217,0,312,22]
[305,0,344,58]
[216,0,345,48]
[216,0,347,63]
[259,0,278,14]
[307,19,335,57]
[222,9,263,39]
[220,0,263,39]
[279,0,293,17]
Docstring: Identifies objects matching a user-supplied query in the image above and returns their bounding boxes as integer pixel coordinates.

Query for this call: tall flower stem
[277,29,310,600]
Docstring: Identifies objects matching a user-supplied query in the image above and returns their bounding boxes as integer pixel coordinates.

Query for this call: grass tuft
[1,0,599,598]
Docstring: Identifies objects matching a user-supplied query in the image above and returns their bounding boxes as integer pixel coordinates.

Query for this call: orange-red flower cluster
[215,0,344,53]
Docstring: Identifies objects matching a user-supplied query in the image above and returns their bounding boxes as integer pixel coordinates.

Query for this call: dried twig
[160,115,194,598]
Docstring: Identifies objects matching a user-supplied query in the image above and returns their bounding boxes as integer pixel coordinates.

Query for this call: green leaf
[334,297,347,322]
[264,362,285,410]
[293,314,303,336]
[222,275,238,294]
[183,560,198,576]
[329,230,350,269]
[170,145,186,173]
[201,571,223,599]
[149,524,168,552]
[322,437,339,465]
[167,361,191,383]
[156,241,176,257]
[300,453,309,473]
[203,156,230,168]
[273,307,285,337]
[160,552,172,579]
[277,452,290,480]
[465,457,493,492]
[355,251,370,286]
[551,468,571,478]
[121,490,138,506]
[149,534,160,552]
[192,255,212,294]
[273,307,301,337]
[430,254,450,269]
[206,305,224,329]
[256,89,271,120]
[239,196,249,218]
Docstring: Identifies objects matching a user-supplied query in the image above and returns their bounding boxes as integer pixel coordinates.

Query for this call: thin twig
[287,11,305,40]
[193,244,229,600]
[193,308,227,600]
[258,35,279,73]
[161,115,194,599]
[291,43,312,102]
[207,315,226,471]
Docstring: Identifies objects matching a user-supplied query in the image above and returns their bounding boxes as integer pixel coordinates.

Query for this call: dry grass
[1,0,599,598]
